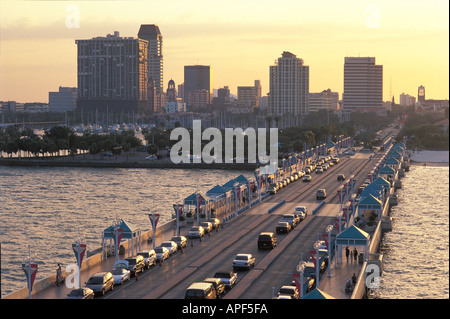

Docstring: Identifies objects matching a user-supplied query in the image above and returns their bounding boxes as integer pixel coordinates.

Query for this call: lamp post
[21,245,38,299]
[296,260,307,298]
[325,225,333,278]
[72,230,86,288]
[313,240,321,289]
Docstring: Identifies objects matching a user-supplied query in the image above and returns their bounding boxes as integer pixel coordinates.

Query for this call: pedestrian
[345,247,350,262]
[353,248,358,263]
[352,273,357,286]
[55,263,62,287]
[349,249,353,263]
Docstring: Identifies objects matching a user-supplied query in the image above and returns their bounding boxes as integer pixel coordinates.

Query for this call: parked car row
[268,170,307,195]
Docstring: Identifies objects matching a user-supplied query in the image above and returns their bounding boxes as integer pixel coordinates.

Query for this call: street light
[325,225,333,278]
[313,240,322,289]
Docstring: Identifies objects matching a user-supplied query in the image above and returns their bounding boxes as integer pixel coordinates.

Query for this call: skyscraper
[184,65,213,109]
[138,25,163,95]
[268,51,309,116]
[76,31,148,114]
[342,57,383,111]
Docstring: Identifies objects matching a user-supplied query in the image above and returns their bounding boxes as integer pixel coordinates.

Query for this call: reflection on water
[373,165,449,299]
[0,166,252,297]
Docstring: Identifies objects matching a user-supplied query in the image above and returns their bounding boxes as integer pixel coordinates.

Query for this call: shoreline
[408,149,449,167]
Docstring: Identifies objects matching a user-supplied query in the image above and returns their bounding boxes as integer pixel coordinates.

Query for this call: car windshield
[87,277,103,284]
[125,259,136,265]
[190,227,199,231]
[68,289,84,297]
[214,272,230,278]
[172,237,181,241]
[155,248,164,253]
[138,252,149,257]
[111,269,124,275]
[279,288,295,294]
[235,256,248,260]
[186,289,204,297]
[259,235,272,240]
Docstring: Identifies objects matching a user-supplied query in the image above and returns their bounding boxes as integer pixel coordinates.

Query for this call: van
[85,272,114,295]
[257,232,277,249]
[316,189,327,200]
[185,282,217,299]
[124,255,145,276]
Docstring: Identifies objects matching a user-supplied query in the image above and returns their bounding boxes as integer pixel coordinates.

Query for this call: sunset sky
[0,0,448,103]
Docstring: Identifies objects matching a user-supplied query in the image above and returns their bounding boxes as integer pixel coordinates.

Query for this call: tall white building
[399,93,416,106]
[269,51,309,116]
[342,57,383,111]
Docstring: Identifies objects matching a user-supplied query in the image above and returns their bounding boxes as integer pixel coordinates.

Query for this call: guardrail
[312,200,326,215]
[268,200,286,214]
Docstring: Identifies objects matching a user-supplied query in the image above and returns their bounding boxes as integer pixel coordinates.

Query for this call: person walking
[55,263,62,287]
[345,247,350,262]
[353,248,358,263]
[349,249,353,263]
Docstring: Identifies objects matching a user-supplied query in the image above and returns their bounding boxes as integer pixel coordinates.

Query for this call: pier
[3,134,409,300]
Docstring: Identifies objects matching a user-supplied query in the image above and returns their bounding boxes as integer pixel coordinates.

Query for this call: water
[374,165,449,299]
[1,164,448,299]
[0,166,252,297]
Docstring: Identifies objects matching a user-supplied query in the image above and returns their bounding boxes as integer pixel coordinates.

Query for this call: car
[110,267,131,285]
[289,175,295,182]
[185,282,217,299]
[188,226,205,238]
[85,272,114,296]
[294,206,308,220]
[161,241,178,255]
[292,173,299,180]
[280,214,298,228]
[145,155,157,160]
[66,288,95,299]
[137,250,157,269]
[337,174,346,181]
[277,181,284,190]
[154,246,170,261]
[276,221,291,234]
[303,175,312,182]
[331,157,340,164]
[170,236,187,248]
[316,189,327,200]
[203,278,226,297]
[200,221,213,234]
[315,167,323,174]
[321,164,328,171]
[257,232,277,249]
[209,218,221,230]
[124,255,145,276]
[277,285,299,299]
[268,185,277,195]
[232,253,256,270]
[214,270,237,289]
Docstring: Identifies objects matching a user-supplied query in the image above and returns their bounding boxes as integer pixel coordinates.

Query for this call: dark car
[66,288,94,299]
[276,222,291,234]
[124,255,145,276]
[257,232,277,249]
[337,174,346,181]
[85,272,114,296]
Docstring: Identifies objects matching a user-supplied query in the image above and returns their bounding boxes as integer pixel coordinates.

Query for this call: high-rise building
[184,65,213,109]
[49,87,77,113]
[309,89,339,112]
[269,51,309,116]
[342,57,383,111]
[399,93,416,106]
[76,31,148,113]
[138,25,163,95]
[237,80,262,108]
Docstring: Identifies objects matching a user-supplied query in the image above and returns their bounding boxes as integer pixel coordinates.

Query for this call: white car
[188,226,205,238]
[161,241,178,255]
[294,206,308,220]
[154,246,170,261]
[232,254,256,270]
[110,267,131,285]
[137,250,157,269]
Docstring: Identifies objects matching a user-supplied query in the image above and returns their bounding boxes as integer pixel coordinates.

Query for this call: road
[101,149,378,299]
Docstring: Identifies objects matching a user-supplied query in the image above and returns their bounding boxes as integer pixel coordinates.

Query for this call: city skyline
[0,0,448,103]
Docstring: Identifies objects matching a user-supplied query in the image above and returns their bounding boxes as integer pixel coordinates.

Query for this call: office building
[268,51,309,116]
[138,25,163,95]
[309,89,339,112]
[342,57,383,111]
[49,87,77,113]
[184,65,213,109]
[75,31,148,113]
[237,80,262,108]
[399,93,416,106]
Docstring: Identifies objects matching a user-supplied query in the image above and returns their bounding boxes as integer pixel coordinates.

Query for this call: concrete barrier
[268,200,286,214]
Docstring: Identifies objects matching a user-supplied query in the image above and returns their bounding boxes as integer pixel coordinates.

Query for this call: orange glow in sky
[0,0,448,103]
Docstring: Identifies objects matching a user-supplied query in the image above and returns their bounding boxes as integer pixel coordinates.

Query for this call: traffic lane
[159,214,284,299]
[239,215,332,299]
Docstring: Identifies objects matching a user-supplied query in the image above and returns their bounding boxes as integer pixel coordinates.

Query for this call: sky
[0,0,448,103]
